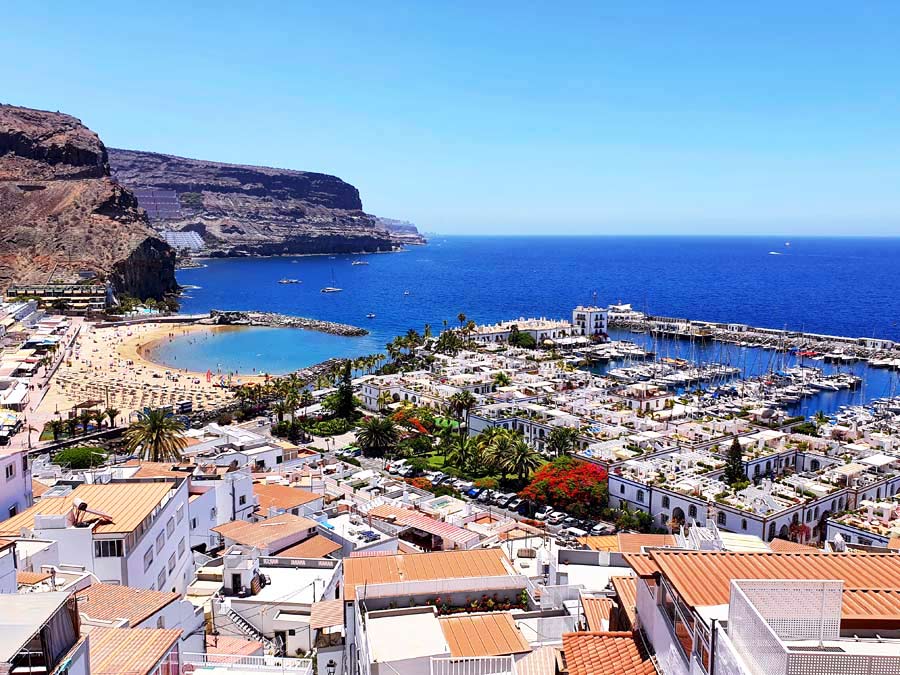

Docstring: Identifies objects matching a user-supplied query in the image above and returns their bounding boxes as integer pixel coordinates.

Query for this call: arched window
[636,490,645,503]
[717,512,726,526]
[811,459,820,471]
[689,505,697,518]
[662,496,670,509]
[620,484,625,494]
[768,523,775,540]
[741,518,748,530]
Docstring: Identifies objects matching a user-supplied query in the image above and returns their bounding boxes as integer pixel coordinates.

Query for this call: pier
[203,309,368,336]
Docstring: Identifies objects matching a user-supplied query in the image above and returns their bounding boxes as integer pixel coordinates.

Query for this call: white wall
[0,546,16,593]
[0,449,32,520]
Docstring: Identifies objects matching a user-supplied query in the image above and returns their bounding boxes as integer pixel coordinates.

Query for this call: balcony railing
[182,653,313,674]
[430,656,516,675]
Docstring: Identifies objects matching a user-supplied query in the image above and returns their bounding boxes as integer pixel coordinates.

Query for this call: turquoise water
[146,326,382,375]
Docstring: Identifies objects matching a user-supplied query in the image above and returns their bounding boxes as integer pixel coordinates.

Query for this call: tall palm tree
[272,400,290,424]
[457,313,467,328]
[104,407,121,429]
[47,419,65,442]
[78,411,95,435]
[445,434,476,472]
[124,409,187,462]
[423,323,432,340]
[376,390,393,413]
[356,417,399,457]
[449,390,477,436]
[299,390,314,418]
[501,437,543,484]
[546,426,580,457]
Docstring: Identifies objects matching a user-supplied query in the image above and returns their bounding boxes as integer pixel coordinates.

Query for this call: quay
[609,306,900,366]
[203,309,368,336]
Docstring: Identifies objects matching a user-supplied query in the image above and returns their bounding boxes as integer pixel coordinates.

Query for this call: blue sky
[5,3,900,235]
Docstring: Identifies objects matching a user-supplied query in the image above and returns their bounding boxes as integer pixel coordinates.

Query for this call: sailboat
[321,268,343,293]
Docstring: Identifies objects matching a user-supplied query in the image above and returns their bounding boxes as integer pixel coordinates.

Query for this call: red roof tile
[76,583,180,626]
[562,631,655,675]
[581,596,613,631]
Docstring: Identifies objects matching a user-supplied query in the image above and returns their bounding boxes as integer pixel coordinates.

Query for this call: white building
[572,305,609,337]
[0,447,32,519]
[0,479,195,593]
[0,592,89,675]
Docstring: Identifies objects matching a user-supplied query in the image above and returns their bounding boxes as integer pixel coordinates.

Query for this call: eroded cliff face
[108,148,425,255]
[0,104,177,299]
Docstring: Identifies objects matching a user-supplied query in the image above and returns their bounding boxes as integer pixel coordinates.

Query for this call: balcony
[183,652,313,675]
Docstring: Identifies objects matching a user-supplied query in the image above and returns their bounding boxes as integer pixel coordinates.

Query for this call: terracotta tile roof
[887,536,900,551]
[275,534,342,558]
[577,535,620,552]
[439,612,531,657]
[212,513,317,549]
[122,460,194,479]
[0,538,15,551]
[581,596,613,631]
[649,550,900,610]
[76,583,179,626]
[616,533,676,553]
[343,548,512,600]
[310,599,344,630]
[621,553,660,578]
[87,626,181,675]
[368,505,479,546]
[253,483,322,512]
[768,538,820,553]
[0,482,177,536]
[368,504,415,521]
[610,576,638,627]
[562,631,655,675]
[205,634,263,656]
[516,645,561,675]
[17,570,51,585]
[31,479,50,498]
[840,589,900,626]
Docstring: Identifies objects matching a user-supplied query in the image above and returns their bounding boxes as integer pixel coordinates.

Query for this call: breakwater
[203,310,368,336]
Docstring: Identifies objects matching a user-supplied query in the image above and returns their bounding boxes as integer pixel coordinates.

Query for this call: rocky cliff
[108,148,425,256]
[0,104,177,299]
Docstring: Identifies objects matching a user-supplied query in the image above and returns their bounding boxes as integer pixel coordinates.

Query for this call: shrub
[53,446,107,469]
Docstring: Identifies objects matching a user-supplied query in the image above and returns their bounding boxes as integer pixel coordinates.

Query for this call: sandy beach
[35,322,265,423]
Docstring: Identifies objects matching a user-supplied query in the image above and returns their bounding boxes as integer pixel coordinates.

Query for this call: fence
[430,656,516,675]
[182,652,313,674]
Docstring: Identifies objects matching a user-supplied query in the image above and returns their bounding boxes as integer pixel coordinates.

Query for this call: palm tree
[299,390,314,418]
[445,434,476,472]
[78,410,95,435]
[457,313,467,328]
[492,371,512,388]
[47,419,65,442]
[65,417,79,438]
[124,408,187,462]
[356,417,399,458]
[546,426,580,457]
[104,407,121,429]
[501,437,543,484]
[376,390,393,413]
[813,410,828,431]
[272,400,290,424]
[423,323,432,340]
[449,390,477,436]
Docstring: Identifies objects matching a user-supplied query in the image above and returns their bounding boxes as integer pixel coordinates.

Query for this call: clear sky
[5,3,900,235]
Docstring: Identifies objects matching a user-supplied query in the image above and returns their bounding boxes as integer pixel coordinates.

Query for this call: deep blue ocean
[156,236,900,412]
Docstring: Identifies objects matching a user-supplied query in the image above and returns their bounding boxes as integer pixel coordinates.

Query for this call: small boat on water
[321,268,343,293]
[278,278,301,284]
[351,260,369,266]
[403,290,411,296]
[366,313,376,319]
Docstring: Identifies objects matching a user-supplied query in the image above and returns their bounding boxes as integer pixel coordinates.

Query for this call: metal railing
[182,652,313,674]
[430,656,516,675]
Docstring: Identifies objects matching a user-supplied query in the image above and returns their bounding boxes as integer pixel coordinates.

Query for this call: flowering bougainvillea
[519,456,608,517]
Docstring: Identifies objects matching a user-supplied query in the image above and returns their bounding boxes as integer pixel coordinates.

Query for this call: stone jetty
[203,309,368,336]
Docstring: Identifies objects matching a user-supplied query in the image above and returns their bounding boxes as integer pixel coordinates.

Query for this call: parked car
[493,492,515,508]
[563,526,588,538]
[547,511,567,525]
[466,487,484,499]
[563,516,580,528]
[478,490,496,503]
[534,505,553,520]
[455,480,474,492]
[507,498,524,512]
[590,522,615,536]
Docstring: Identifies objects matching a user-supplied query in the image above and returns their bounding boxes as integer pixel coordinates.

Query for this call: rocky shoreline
[202,309,368,336]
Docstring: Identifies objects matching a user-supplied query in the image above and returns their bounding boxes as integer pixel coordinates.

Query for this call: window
[95,540,124,558]
[178,538,186,558]
[5,463,15,480]
[166,517,175,537]
[717,512,726,526]
[156,531,165,553]
[239,495,247,506]
[144,548,154,572]
[661,496,670,509]
[168,552,176,573]
[157,568,166,589]
[620,485,625,494]
[688,505,697,519]
[176,505,184,523]
[156,616,166,629]
[276,456,283,464]
[191,518,197,530]
[636,490,645,503]
[741,518,748,531]
[210,507,217,519]
[8,505,16,518]
[22,455,28,472]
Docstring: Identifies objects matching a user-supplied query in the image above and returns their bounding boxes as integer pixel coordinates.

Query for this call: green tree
[356,416,399,458]
[335,361,356,420]
[723,436,747,486]
[445,434,477,473]
[546,426,580,457]
[104,407,121,428]
[499,437,543,483]
[448,390,477,436]
[46,419,65,441]
[492,371,512,388]
[53,447,107,470]
[124,409,187,462]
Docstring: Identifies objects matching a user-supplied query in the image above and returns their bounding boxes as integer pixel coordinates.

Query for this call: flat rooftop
[367,610,450,663]
[252,564,336,604]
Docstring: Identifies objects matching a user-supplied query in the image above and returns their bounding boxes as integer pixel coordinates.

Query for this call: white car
[547,511,567,525]
[534,505,552,520]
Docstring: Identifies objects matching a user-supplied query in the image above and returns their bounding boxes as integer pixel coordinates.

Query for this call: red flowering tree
[519,457,608,517]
